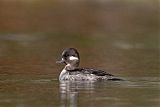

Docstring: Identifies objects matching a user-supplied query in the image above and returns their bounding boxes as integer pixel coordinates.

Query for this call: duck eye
[62,53,69,58]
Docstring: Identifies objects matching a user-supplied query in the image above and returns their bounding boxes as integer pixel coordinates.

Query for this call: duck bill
[56,59,65,64]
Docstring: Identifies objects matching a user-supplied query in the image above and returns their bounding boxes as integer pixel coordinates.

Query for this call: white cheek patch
[69,56,78,60]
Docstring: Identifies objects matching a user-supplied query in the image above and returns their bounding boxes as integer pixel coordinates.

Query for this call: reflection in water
[59,81,95,107]
[58,78,160,107]
[60,82,78,107]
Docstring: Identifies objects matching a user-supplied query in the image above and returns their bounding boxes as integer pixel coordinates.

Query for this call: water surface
[0,33,159,107]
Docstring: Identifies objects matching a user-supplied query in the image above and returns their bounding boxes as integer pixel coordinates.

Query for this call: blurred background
[0,0,159,107]
[0,0,159,76]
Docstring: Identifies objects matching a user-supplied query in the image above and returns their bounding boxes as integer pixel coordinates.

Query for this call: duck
[56,48,122,81]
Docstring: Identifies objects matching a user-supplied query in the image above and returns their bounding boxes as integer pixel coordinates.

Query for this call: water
[0,76,159,107]
[0,33,159,107]
[59,78,160,107]
[0,0,159,107]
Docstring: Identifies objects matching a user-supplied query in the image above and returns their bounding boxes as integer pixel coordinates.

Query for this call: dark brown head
[56,48,80,69]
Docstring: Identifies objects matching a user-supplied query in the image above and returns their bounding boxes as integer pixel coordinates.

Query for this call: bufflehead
[56,48,122,81]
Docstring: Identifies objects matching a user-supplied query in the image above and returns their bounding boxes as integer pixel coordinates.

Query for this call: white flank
[69,56,78,60]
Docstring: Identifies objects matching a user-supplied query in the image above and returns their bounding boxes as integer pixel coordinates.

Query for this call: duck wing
[69,68,114,76]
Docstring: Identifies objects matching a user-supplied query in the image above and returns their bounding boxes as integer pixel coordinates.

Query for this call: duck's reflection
[59,81,95,107]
